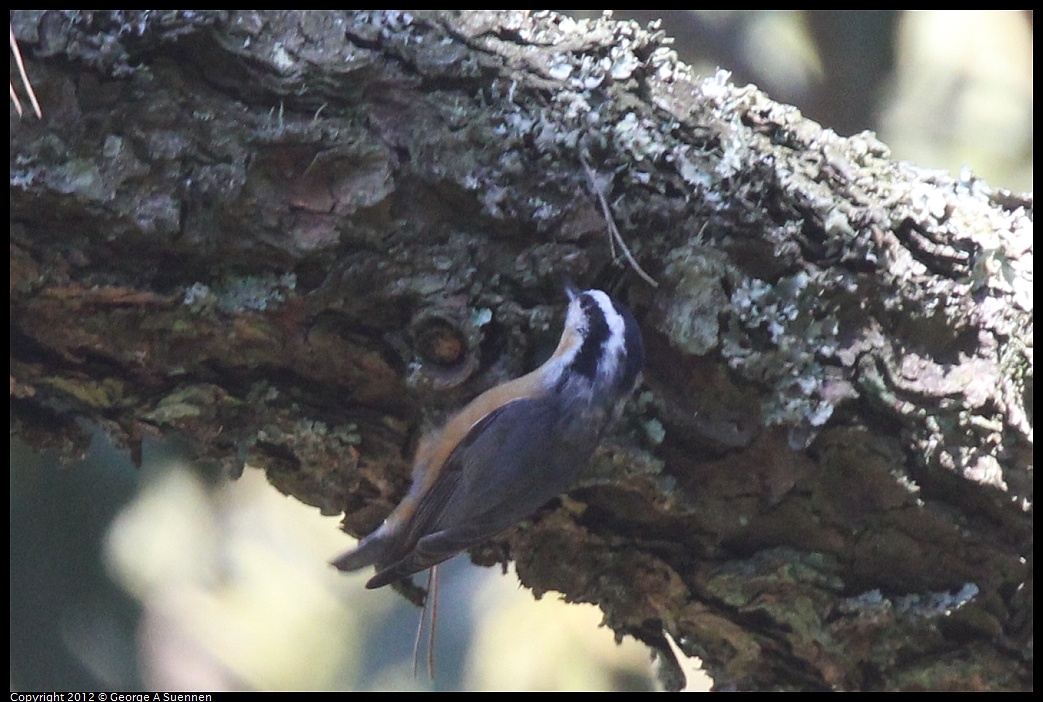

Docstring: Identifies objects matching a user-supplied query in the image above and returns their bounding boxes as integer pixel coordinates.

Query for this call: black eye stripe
[571,294,611,379]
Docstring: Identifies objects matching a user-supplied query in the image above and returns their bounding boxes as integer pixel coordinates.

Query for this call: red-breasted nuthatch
[332,286,644,588]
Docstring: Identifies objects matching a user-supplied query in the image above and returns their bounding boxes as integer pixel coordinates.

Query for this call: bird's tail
[331,525,393,573]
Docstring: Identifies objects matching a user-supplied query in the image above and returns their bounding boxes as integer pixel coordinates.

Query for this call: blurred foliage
[11,433,673,690]
[586,10,1032,191]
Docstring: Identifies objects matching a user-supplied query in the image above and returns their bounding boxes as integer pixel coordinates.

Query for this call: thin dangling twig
[10,24,42,119]
[579,152,658,288]
[428,564,439,680]
[412,564,439,680]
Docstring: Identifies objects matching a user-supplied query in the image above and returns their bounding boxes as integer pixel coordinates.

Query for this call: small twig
[10,24,42,119]
[412,564,439,680]
[10,81,22,117]
[579,152,658,288]
[428,564,438,680]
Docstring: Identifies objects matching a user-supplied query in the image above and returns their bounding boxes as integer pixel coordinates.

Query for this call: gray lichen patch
[183,273,297,314]
[717,267,845,446]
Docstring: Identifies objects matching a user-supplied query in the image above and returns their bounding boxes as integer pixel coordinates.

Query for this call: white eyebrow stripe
[586,290,626,380]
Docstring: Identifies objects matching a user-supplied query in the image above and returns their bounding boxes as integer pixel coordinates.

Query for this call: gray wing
[365,396,602,588]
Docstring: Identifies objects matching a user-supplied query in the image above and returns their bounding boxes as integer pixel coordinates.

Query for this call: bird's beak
[563,276,580,302]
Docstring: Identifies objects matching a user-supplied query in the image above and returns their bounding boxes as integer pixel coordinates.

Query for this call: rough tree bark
[10,10,1032,691]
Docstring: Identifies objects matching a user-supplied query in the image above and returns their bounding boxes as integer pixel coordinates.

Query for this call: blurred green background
[10,10,1032,692]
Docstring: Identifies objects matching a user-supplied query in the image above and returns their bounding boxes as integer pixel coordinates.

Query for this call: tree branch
[10,10,1032,691]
